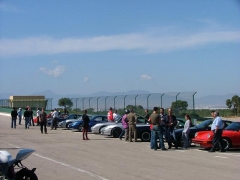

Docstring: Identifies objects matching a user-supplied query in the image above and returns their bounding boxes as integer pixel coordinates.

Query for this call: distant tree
[226,95,240,116]
[58,98,73,111]
[171,100,188,115]
[226,99,232,109]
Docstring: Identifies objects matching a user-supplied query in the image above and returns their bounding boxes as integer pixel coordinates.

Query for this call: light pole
[82,98,85,111]
[76,98,79,113]
[97,97,100,113]
[114,96,117,110]
[123,95,127,109]
[105,96,108,111]
[147,94,151,109]
[135,95,138,111]
[161,94,164,108]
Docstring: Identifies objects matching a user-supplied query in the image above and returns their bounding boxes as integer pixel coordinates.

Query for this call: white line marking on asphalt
[214,156,228,159]
[194,149,208,152]
[218,153,240,157]
[0,140,109,180]
[34,153,109,180]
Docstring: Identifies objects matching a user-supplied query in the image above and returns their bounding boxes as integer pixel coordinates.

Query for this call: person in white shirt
[182,114,192,149]
[51,108,59,130]
[113,110,121,121]
[36,108,41,126]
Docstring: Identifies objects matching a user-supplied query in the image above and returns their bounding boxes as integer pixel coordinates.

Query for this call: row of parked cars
[37,113,240,150]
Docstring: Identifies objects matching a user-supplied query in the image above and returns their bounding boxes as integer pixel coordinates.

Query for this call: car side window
[103,117,108,122]
[94,117,102,122]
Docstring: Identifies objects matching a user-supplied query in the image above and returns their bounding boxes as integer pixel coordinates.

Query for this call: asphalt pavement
[0,114,239,180]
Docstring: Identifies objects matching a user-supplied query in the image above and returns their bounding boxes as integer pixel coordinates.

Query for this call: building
[9,96,47,109]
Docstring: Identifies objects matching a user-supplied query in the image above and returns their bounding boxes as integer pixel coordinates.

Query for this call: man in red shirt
[107,107,113,122]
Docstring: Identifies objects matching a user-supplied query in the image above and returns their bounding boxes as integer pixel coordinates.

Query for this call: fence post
[114,96,117,110]
[147,94,151,109]
[97,97,100,113]
[161,94,164,108]
[82,98,85,111]
[124,95,127,109]
[105,96,108,111]
[135,95,138,110]
[89,97,92,109]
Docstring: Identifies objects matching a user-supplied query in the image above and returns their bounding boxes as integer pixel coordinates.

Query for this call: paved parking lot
[0,114,239,180]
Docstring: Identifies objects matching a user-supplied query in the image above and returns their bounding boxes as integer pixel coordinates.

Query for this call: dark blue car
[47,114,81,127]
[68,115,108,131]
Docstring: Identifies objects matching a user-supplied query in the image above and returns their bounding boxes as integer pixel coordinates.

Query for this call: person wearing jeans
[24,107,30,129]
[11,107,18,129]
[119,109,129,141]
[182,114,191,149]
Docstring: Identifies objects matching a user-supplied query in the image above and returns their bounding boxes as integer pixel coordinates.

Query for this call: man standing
[209,111,225,152]
[39,108,47,134]
[144,109,150,124]
[127,109,137,142]
[165,108,178,149]
[51,108,59,130]
[113,110,121,121]
[148,107,167,151]
[159,108,167,150]
[11,107,18,129]
[24,107,30,129]
[107,107,114,122]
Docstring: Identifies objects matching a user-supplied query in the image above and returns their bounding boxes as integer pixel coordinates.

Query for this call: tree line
[57,95,240,118]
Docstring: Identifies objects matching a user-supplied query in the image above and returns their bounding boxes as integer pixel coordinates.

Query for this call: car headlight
[207,134,211,139]
[195,133,198,137]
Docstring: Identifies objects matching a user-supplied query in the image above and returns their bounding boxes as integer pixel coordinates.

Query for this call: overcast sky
[0,0,240,98]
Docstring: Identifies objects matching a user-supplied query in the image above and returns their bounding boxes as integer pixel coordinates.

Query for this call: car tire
[78,124,83,132]
[112,128,122,138]
[66,122,71,129]
[140,131,151,142]
[99,126,106,134]
[222,138,231,150]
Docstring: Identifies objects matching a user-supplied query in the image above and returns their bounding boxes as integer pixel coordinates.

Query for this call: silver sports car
[91,117,122,134]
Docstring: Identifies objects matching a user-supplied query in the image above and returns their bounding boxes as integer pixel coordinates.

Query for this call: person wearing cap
[107,107,113,122]
[119,109,130,141]
[11,107,18,129]
[127,109,138,142]
[17,108,22,125]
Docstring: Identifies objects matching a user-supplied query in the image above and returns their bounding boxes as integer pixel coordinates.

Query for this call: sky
[0,0,240,98]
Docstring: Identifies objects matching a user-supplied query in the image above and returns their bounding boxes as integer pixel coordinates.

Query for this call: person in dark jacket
[82,110,90,140]
[28,107,34,126]
[39,108,47,134]
[165,108,178,149]
[24,107,30,129]
[11,107,18,129]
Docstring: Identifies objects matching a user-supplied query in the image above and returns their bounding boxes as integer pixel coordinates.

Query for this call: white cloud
[1,30,240,57]
[140,74,152,80]
[83,77,89,83]
[39,65,65,77]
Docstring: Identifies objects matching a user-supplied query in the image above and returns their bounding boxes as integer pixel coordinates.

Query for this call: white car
[91,117,122,134]
[100,115,147,138]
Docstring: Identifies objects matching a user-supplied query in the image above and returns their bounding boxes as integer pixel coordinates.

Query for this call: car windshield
[195,120,212,129]
[225,122,240,131]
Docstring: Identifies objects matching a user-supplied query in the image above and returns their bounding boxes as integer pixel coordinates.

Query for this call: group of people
[10,106,59,134]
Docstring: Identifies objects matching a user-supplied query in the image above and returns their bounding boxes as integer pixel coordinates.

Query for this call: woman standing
[182,114,191,149]
[82,110,90,140]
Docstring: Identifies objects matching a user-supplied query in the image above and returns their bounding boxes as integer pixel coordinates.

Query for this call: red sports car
[192,122,240,150]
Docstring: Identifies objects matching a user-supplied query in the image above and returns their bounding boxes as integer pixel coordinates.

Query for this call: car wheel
[78,124,83,132]
[66,122,71,129]
[112,128,122,138]
[99,126,106,134]
[222,138,231,150]
[141,131,151,142]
